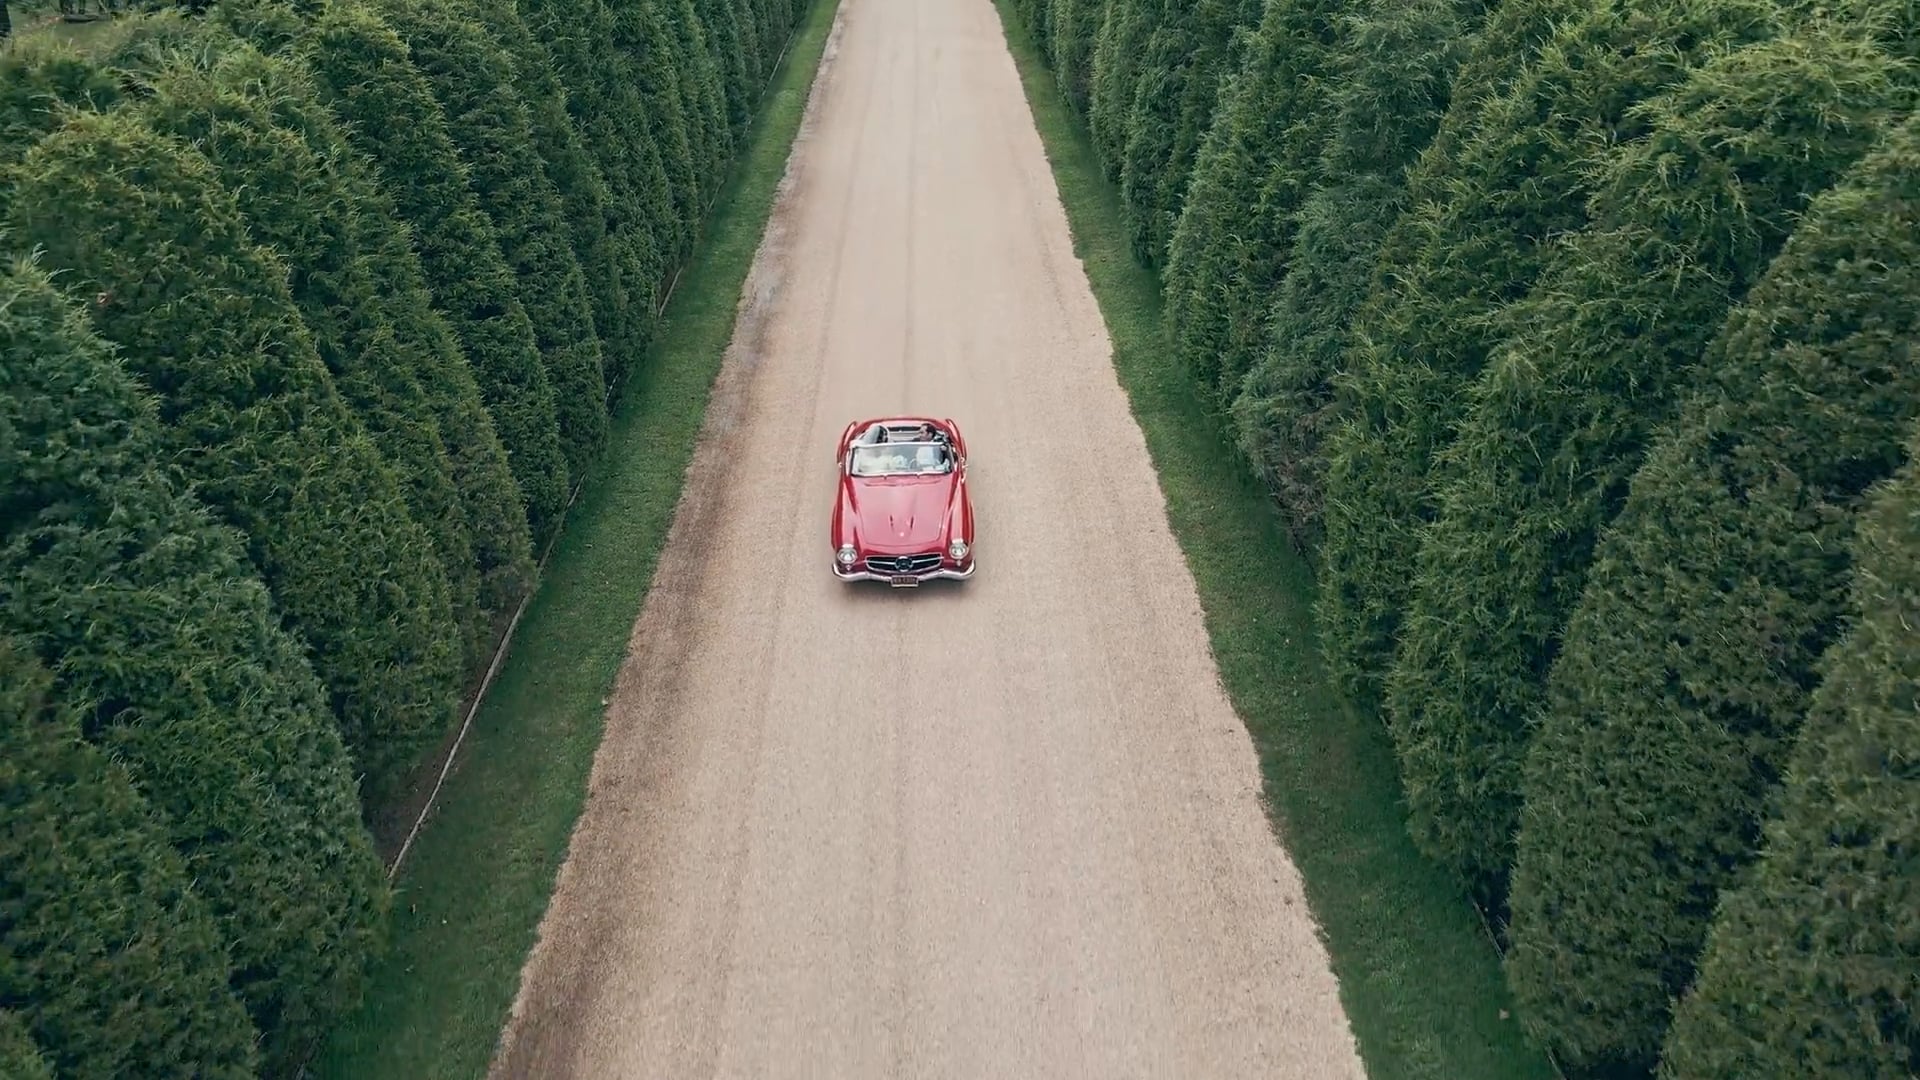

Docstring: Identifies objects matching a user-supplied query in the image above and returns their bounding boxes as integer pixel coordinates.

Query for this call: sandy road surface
[489,0,1364,1074]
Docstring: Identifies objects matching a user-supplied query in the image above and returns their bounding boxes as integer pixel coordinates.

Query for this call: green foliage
[616,0,700,268]
[1044,0,1103,113]
[1660,399,1920,1078]
[1491,44,1918,1067]
[1231,0,1485,545]
[1114,0,1260,264]
[3,108,462,798]
[206,18,537,638]
[1086,0,1154,175]
[0,637,258,1079]
[698,0,753,135]
[517,0,674,396]
[1312,0,1781,710]
[465,0,638,423]
[0,1011,52,1080]
[0,36,122,190]
[117,31,492,668]
[375,0,608,488]
[666,0,732,209]
[1159,0,1345,407]
[735,0,770,87]
[297,0,572,541]
[0,256,389,1072]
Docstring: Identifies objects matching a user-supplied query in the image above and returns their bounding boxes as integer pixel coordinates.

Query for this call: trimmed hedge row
[373,0,609,486]
[1504,96,1920,1072]
[114,25,492,665]
[1660,364,1920,1078]
[5,107,467,797]
[1113,0,1260,265]
[295,0,573,544]
[0,637,257,1079]
[1393,22,1907,912]
[0,257,387,1072]
[1316,0,1784,710]
[1230,0,1487,545]
[1158,0,1344,409]
[1014,0,1920,1072]
[0,0,809,1070]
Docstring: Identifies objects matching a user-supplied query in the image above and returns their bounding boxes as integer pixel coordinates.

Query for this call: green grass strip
[989,4,1558,1078]
[310,1,840,1073]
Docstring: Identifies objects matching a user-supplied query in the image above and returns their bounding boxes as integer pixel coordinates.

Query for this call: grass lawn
[987,4,1560,1078]
[308,0,841,1073]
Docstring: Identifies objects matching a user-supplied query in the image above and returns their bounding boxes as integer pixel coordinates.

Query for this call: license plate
[888,574,920,588]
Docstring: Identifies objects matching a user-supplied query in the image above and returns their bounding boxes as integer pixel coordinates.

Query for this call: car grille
[865,552,941,575]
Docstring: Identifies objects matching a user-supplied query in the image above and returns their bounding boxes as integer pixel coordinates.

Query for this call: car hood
[847,476,953,551]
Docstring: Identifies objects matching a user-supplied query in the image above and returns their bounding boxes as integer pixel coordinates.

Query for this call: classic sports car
[831,416,975,586]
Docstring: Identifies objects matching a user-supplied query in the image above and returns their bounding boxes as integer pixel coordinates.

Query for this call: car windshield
[850,441,952,477]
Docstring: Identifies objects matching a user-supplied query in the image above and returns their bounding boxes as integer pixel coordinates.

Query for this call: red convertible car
[831,416,975,586]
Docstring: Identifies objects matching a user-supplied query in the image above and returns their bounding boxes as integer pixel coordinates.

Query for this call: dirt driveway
[487,0,1364,1074]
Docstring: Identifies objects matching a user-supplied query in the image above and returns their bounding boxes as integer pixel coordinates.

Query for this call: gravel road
[487,0,1364,1074]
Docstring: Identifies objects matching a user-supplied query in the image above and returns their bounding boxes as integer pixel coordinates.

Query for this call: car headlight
[948,538,968,560]
[837,544,857,565]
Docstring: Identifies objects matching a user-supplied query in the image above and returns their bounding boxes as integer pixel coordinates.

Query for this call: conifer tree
[615,0,700,267]
[1311,0,1781,709]
[118,32,490,661]
[1660,409,1920,1078]
[297,0,572,539]
[0,638,258,1079]
[0,256,389,1071]
[467,0,638,411]
[1159,0,1347,407]
[1114,0,1261,264]
[5,109,463,796]
[517,0,676,395]
[1086,0,1156,176]
[1230,0,1486,544]
[1495,45,1918,1066]
[375,0,609,483]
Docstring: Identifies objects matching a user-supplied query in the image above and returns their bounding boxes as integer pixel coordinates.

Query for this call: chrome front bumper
[832,558,976,585]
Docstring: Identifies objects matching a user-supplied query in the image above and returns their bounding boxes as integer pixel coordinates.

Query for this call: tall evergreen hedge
[1158,0,1346,406]
[297,0,572,541]
[468,0,642,386]
[223,21,537,640]
[697,0,752,136]
[376,0,609,486]
[0,637,258,1079]
[1041,0,1104,114]
[0,1011,51,1080]
[3,109,463,797]
[517,0,675,395]
[1086,0,1155,175]
[0,37,122,190]
[1311,0,1781,709]
[665,0,732,211]
[618,0,701,269]
[1114,0,1260,265]
[0,256,388,1071]
[744,0,781,80]
[1229,0,1484,544]
[1491,41,1917,1066]
[1659,410,1920,1079]
[193,2,538,646]
[114,31,491,666]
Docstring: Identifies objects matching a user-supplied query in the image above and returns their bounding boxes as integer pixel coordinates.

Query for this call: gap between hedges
[987,3,1561,1078]
[310,0,839,1073]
